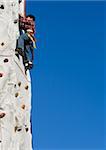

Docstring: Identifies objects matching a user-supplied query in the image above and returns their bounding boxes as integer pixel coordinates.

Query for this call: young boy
[16,15,36,70]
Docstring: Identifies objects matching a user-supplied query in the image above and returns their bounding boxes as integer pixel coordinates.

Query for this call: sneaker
[28,61,33,65]
[28,61,33,69]
[25,63,29,71]
[25,63,29,67]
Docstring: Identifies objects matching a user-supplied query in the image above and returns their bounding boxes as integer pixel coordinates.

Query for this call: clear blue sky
[27,1,104,150]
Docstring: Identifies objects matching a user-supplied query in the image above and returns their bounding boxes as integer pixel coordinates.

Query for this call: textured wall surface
[0,1,32,150]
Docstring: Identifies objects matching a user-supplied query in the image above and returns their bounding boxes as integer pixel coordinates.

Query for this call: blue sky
[27,1,104,150]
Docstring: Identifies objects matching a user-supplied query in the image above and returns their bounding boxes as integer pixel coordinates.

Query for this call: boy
[16,15,36,70]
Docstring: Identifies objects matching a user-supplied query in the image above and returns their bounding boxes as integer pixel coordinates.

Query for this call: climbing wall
[0,0,32,150]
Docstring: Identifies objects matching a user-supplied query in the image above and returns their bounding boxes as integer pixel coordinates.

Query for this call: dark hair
[26,15,35,21]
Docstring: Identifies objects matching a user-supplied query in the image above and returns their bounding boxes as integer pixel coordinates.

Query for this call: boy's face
[27,17,34,22]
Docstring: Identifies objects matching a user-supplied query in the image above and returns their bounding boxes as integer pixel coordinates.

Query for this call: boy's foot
[28,61,33,69]
[25,62,30,70]
[28,61,33,65]
[25,61,33,70]
[25,63,29,67]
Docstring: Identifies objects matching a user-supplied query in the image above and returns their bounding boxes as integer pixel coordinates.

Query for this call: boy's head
[26,15,35,22]
[26,15,35,34]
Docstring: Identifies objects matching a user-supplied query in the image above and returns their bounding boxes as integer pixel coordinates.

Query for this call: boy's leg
[16,33,29,57]
[24,46,32,70]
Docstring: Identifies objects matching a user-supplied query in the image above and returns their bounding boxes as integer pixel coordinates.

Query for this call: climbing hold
[14,126,22,132]
[14,19,18,24]
[1,42,4,46]
[25,85,29,90]
[15,93,19,98]
[14,126,17,132]
[18,82,21,87]
[17,128,22,132]
[19,0,22,4]
[0,112,6,119]
[15,116,18,122]
[4,58,9,63]
[0,73,3,77]
[0,5,4,9]
[14,84,17,88]
[21,104,25,110]
[25,128,29,132]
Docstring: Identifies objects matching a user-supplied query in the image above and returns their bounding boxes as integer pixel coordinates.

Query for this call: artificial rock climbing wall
[0,0,32,150]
